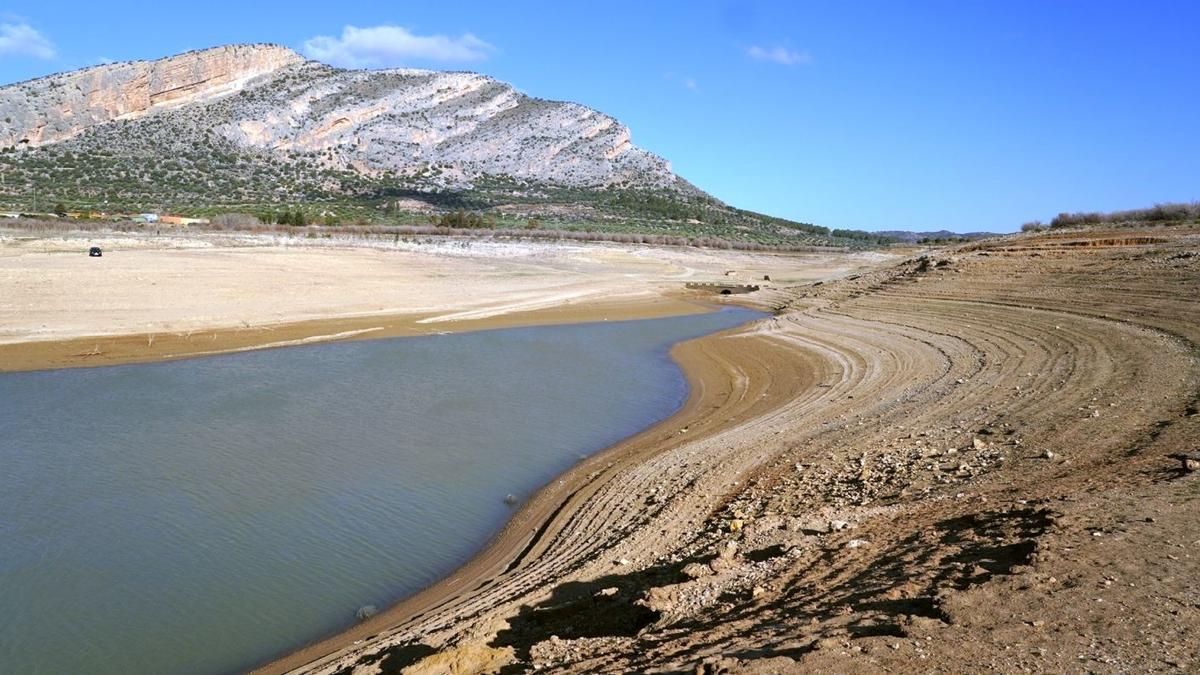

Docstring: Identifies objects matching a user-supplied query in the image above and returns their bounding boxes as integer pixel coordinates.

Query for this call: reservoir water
[0,307,763,674]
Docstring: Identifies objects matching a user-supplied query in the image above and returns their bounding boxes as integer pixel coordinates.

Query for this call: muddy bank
[251,298,801,674]
[268,225,1200,674]
[0,293,709,373]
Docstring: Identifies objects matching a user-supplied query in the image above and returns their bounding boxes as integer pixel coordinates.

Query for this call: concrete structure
[685,282,761,295]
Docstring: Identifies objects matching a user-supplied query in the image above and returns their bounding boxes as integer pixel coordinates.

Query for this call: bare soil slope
[279,225,1199,674]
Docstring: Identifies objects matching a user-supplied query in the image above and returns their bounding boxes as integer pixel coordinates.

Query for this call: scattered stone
[616,558,631,566]
[595,587,619,598]
[790,517,831,534]
[1043,450,1056,460]
[830,519,851,532]
[710,541,741,572]
[729,519,745,532]
[681,562,714,579]
[845,539,871,549]
[1169,453,1200,472]
[972,437,988,451]
[719,541,739,559]
[640,585,682,613]
[813,637,842,651]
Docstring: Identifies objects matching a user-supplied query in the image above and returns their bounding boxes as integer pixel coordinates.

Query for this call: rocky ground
[282,224,1199,674]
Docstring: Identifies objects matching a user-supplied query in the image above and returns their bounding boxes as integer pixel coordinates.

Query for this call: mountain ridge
[0,44,895,248]
[0,43,683,190]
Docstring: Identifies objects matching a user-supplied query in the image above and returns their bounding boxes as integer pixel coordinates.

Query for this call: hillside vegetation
[1022,202,1200,231]
[0,142,897,248]
[0,45,899,249]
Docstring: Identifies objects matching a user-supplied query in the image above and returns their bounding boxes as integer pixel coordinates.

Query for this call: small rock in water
[503,494,518,506]
[356,605,378,621]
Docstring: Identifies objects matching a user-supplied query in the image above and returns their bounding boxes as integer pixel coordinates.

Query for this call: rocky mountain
[0,44,890,247]
[0,44,681,190]
[0,45,304,148]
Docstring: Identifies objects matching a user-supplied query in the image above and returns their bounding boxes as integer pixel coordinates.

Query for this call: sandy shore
[7,225,1197,673]
[0,228,886,372]
[258,225,1199,674]
[251,299,805,674]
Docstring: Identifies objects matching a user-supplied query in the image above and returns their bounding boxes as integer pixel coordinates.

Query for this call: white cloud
[0,22,56,59]
[302,25,493,68]
[663,71,699,92]
[747,45,811,66]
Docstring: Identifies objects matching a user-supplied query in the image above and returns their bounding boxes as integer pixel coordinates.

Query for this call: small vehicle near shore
[88,247,102,257]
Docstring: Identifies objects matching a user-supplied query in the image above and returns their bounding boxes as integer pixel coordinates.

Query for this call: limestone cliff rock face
[215,64,679,188]
[0,44,684,190]
[0,45,303,148]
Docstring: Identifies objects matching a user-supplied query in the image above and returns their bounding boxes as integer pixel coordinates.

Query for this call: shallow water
[0,307,763,674]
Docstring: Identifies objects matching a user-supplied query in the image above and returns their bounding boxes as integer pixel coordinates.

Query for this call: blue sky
[1,1,1197,232]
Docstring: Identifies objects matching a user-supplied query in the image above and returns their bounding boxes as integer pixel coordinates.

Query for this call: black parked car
[89,247,102,257]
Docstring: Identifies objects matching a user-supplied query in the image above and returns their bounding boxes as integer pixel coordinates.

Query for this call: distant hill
[0,44,893,248]
[873,230,1002,243]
